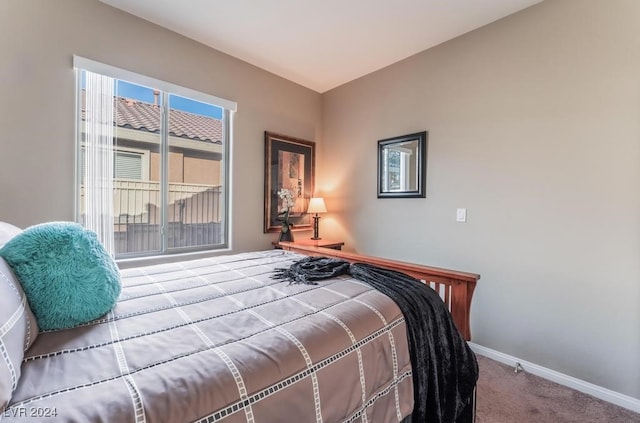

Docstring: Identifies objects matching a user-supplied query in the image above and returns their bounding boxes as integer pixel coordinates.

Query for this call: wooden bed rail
[278,242,480,341]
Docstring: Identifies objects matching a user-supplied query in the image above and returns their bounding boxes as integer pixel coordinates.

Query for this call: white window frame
[74,56,236,257]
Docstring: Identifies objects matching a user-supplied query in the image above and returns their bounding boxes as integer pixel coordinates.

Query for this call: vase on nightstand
[276,193,295,243]
[277,222,294,243]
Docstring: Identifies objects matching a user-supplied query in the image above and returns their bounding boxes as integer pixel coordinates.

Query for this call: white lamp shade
[307,197,327,214]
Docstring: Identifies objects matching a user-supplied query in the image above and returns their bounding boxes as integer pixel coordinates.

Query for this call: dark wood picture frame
[264,131,315,233]
[377,131,428,198]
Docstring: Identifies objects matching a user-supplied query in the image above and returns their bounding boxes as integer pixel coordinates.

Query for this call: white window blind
[115,152,142,180]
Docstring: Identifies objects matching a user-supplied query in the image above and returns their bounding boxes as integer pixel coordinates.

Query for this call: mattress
[4,250,414,422]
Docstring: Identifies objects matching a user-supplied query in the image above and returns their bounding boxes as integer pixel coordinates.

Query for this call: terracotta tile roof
[82,91,223,144]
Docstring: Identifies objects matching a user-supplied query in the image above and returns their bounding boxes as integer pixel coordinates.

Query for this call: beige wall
[184,156,219,186]
[321,0,640,399]
[150,151,185,184]
[0,0,321,252]
[150,152,220,185]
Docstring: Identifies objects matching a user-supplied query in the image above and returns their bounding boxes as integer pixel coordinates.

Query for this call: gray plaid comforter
[4,250,413,422]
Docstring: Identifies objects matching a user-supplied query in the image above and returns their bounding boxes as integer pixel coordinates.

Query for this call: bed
[1,230,479,423]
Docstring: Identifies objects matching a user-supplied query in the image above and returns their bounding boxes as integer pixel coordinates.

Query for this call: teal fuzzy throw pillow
[0,222,121,330]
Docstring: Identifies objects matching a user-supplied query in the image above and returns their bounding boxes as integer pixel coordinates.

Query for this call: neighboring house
[80,92,224,253]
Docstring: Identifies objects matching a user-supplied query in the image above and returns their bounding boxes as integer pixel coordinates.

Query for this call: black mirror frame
[377,131,428,198]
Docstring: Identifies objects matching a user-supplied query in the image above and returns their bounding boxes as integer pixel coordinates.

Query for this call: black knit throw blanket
[272,256,479,423]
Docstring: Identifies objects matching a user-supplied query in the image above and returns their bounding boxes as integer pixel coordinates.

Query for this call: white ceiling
[100,0,542,93]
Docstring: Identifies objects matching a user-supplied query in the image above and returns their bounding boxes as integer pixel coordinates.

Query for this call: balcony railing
[80,179,223,254]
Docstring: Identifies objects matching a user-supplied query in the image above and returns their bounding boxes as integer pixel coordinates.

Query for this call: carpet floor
[475,355,640,423]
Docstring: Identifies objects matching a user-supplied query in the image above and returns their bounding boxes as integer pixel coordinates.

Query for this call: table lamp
[307,197,327,240]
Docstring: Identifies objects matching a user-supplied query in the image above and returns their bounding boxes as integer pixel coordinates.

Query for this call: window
[74,57,236,257]
[115,150,143,180]
[80,149,146,182]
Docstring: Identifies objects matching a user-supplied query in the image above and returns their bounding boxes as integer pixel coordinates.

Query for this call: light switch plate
[456,208,467,223]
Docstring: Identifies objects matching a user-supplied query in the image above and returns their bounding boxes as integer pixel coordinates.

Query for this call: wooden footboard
[278,242,480,341]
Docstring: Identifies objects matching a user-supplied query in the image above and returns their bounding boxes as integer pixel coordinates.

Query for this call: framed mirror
[377,131,427,198]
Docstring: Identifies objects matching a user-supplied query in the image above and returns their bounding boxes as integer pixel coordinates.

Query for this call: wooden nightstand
[272,238,345,251]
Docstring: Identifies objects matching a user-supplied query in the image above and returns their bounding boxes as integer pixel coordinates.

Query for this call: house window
[74,56,236,257]
[80,149,146,182]
[115,151,143,180]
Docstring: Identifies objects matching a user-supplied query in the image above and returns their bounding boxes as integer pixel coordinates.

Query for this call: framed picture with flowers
[264,131,315,234]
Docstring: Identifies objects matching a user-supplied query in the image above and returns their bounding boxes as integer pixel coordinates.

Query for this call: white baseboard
[468,342,640,414]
